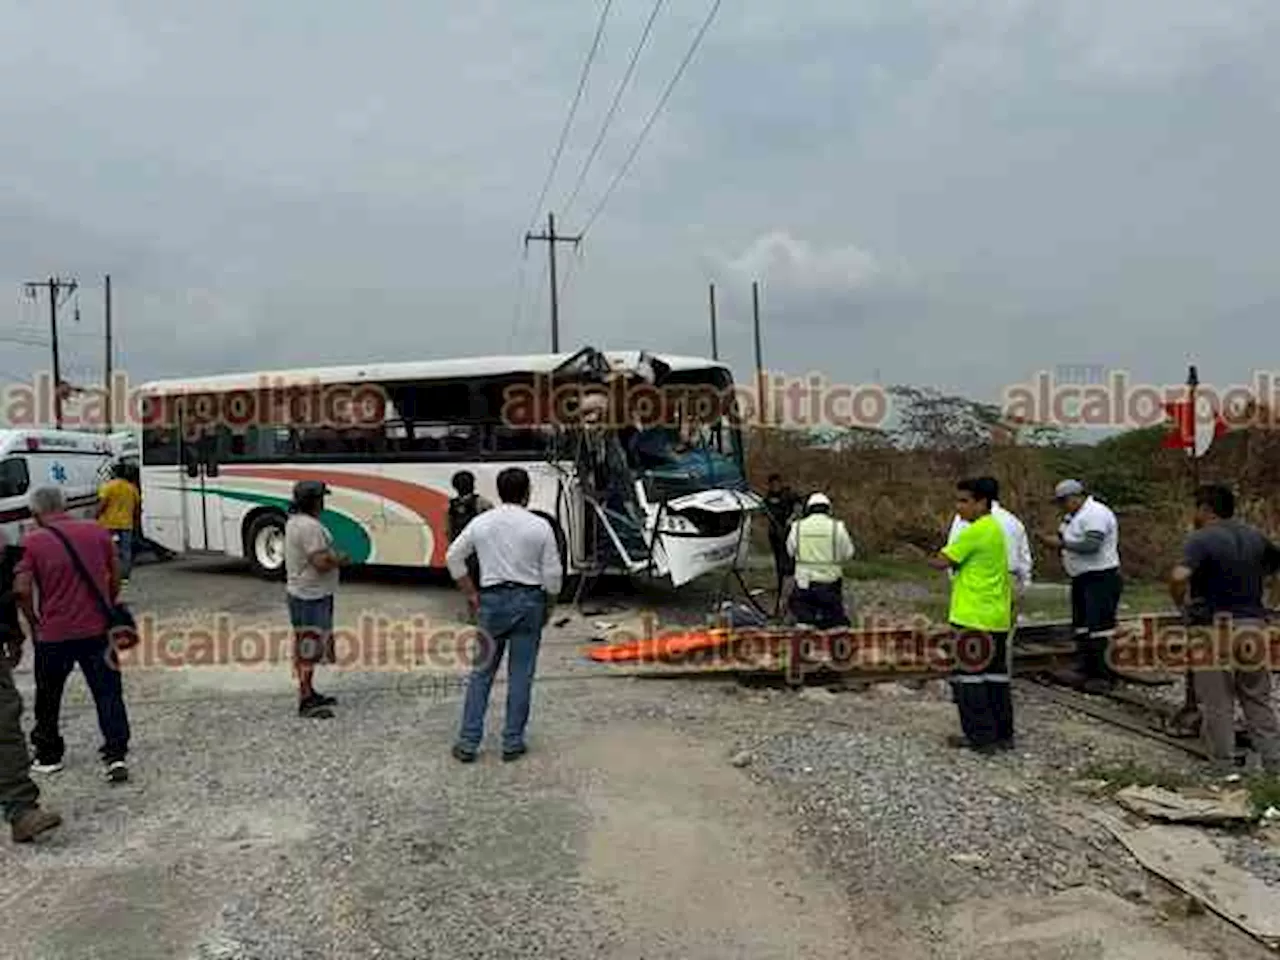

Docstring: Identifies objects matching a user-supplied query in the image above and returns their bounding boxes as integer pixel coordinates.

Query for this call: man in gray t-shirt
[284,481,347,718]
[1170,484,1280,774]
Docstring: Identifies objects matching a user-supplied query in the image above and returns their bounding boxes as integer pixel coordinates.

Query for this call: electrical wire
[579,0,723,239]
[561,0,668,221]
[523,0,616,236]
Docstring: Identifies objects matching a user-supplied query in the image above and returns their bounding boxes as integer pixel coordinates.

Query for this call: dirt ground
[0,558,1272,959]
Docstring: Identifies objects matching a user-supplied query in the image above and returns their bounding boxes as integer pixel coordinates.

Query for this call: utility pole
[1187,364,1199,490]
[752,280,766,427]
[524,212,581,352]
[708,282,719,360]
[104,274,113,433]
[23,276,77,430]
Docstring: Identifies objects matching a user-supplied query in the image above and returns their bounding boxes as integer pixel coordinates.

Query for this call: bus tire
[529,509,569,599]
[245,511,287,581]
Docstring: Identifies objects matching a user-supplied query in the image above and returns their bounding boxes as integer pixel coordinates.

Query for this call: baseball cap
[806,492,831,508]
[1054,479,1085,500]
[293,480,329,501]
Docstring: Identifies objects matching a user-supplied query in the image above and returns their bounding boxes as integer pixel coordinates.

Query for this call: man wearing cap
[284,480,348,719]
[1040,479,1122,692]
[785,492,855,628]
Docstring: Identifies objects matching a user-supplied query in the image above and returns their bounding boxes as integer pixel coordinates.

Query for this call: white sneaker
[30,760,64,775]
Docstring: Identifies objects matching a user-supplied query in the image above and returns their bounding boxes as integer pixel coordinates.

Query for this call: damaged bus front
[548,348,762,587]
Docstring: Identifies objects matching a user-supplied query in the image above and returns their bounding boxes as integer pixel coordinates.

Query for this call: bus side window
[487,424,552,457]
[0,458,30,499]
[142,428,180,466]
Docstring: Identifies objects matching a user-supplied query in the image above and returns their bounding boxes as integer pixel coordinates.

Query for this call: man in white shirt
[945,476,1033,599]
[446,466,563,763]
[785,492,855,628]
[1038,479,1122,692]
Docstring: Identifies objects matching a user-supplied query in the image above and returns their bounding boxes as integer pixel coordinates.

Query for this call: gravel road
[0,558,1274,959]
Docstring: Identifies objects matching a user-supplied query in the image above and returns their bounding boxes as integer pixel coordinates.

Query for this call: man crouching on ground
[446,467,562,763]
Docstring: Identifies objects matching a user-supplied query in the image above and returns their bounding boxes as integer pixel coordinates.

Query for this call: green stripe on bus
[156,486,373,563]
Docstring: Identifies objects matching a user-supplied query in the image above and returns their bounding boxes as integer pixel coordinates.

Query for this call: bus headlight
[661,513,699,534]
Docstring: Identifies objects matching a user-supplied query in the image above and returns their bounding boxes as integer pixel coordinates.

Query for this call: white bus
[135,349,761,590]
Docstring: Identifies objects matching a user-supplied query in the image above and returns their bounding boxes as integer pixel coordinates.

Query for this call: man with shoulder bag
[14,487,134,785]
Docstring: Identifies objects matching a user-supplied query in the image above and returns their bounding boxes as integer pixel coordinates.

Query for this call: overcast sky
[2,0,1278,421]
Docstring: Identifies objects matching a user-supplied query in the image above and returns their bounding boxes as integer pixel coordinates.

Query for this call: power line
[523,0,616,236]
[580,0,723,239]
[561,0,668,220]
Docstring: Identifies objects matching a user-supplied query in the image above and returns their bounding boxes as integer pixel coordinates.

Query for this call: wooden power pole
[524,212,581,352]
[752,280,766,426]
[708,282,719,360]
[104,274,113,433]
[23,276,77,429]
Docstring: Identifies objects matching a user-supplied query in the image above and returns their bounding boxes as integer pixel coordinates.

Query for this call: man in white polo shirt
[1039,479,1122,692]
[945,476,1033,603]
[446,466,563,763]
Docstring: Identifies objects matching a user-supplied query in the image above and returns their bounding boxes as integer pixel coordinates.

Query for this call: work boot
[11,807,62,843]
[451,744,477,764]
[298,694,334,719]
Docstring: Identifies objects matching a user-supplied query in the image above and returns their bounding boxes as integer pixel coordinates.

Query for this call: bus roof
[135,351,731,396]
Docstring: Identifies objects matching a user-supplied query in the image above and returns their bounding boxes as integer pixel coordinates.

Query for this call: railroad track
[610,611,1233,758]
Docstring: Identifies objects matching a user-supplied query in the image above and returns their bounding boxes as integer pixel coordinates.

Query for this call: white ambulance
[0,430,115,544]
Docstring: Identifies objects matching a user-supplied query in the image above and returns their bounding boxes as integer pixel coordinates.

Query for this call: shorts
[288,594,335,664]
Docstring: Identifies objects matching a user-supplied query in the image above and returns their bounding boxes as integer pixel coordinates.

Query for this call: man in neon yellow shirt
[928,477,1014,754]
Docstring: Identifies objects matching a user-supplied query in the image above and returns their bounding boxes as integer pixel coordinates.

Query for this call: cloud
[0,0,1277,413]
[717,232,891,295]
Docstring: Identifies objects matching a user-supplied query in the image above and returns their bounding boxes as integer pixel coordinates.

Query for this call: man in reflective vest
[785,493,855,628]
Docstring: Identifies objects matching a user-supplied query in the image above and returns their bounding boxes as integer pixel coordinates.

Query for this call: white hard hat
[806,492,830,508]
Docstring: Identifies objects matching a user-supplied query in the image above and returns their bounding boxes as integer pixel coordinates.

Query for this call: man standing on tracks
[1041,479,1122,693]
[763,474,800,606]
[929,477,1014,754]
[446,466,562,763]
[946,476,1033,605]
[1169,484,1280,775]
[786,492,854,628]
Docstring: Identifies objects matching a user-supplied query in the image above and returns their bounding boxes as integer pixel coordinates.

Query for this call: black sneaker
[104,760,129,784]
[502,745,527,762]
[312,692,337,707]
[298,695,334,719]
[452,744,477,763]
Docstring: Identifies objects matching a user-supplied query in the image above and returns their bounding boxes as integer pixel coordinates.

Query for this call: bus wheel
[245,512,287,580]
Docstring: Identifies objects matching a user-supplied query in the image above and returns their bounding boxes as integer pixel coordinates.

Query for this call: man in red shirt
[14,486,131,784]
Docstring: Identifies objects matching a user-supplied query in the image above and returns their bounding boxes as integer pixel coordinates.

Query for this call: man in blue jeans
[446,467,562,762]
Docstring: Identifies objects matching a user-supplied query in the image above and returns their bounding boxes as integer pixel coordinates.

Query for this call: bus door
[178,420,226,553]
